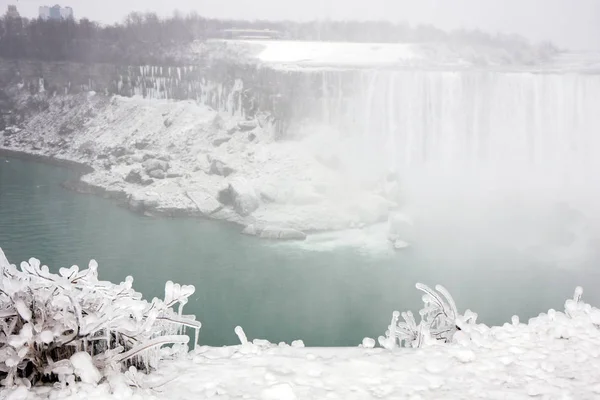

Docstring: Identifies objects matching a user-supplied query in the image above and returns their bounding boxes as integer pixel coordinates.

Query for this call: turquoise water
[1,155,598,347]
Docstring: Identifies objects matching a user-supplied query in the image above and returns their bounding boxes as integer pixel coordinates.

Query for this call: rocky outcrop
[209,158,235,177]
[219,178,260,217]
[212,136,231,147]
[185,191,223,216]
[149,169,166,179]
[124,168,143,184]
[124,168,153,186]
[142,159,170,174]
[242,224,258,236]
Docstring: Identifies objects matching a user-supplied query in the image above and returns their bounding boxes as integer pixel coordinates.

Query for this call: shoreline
[0,146,377,241]
[1,146,228,221]
[0,92,406,247]
[0,148,94,174]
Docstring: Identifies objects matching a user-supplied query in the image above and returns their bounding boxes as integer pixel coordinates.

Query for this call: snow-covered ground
[4,285,600,399]
[248,40,425,69]
[203,39,578,71]
[1,90,407,249]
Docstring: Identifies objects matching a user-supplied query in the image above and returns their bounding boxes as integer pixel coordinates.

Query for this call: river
[1,155,599,347]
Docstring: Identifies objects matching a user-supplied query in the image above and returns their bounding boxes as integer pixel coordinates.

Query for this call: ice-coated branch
[0,248,201,388]
[380,283,470,349]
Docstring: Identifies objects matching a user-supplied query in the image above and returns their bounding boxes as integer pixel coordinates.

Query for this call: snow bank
[2,252,599,399]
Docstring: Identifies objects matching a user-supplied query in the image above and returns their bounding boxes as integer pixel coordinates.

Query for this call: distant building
[39,4,73,20]
[49,5,61,19]
[5,5,20,19]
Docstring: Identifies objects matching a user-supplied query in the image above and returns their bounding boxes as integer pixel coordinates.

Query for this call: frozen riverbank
[19,321,599,400]
[2,247,599,400]
[0,91,408,248]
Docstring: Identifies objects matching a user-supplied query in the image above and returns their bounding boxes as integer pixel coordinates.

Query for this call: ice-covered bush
[379,283,477,349]
[0,248,200,387]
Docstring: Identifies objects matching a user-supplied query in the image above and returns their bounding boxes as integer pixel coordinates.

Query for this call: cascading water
[295,68,600,266]
[314,70,600,172]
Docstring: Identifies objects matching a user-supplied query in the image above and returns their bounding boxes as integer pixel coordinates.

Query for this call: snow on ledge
[210,39,600,73]
[249,39,424,69]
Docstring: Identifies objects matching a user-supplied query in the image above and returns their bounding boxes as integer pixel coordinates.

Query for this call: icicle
[235,326,248,345]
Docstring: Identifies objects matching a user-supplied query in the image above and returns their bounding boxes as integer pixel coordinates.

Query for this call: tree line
[0,11,559,65]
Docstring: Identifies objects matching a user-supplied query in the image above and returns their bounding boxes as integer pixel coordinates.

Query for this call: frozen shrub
[0,248,200,387]
[379,283,477,349]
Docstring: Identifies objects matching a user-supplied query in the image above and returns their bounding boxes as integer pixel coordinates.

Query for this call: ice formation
[0,248,200,387]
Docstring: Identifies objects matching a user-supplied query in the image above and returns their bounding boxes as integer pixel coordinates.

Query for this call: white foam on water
[270,224,395,256]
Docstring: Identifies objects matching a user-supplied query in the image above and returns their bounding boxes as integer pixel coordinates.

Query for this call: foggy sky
[7,0,600,50]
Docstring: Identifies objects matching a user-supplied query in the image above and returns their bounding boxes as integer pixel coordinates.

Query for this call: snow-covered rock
[142,159,170,173]
[128,193,148,212]
[124,168,144,185]
[149,169,166,179]
[242,224,258,236]
[238,120,258,132]
[212,136,231,147]
[209,158,235,177]
[185,191,223,216]
[362,337,376,348]
[259,226,307,241]
[221,178,260,217]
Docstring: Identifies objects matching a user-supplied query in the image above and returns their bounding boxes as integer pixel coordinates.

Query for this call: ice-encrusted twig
[0,248,201,387]
[381,283,467,349]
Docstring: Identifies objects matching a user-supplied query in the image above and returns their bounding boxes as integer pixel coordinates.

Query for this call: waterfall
[312,70,600,175]
[291,68,600,262]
